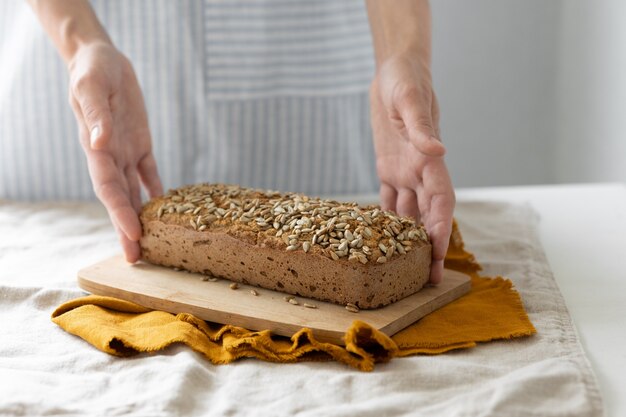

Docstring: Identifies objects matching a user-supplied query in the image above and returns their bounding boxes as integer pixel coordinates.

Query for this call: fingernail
[90,126,100,147]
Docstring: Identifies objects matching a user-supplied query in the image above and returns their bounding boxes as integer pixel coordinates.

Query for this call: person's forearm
[365,0,432,67]
[27,0,111,63]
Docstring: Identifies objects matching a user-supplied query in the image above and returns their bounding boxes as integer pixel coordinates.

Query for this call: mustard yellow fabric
[52,222,536,371]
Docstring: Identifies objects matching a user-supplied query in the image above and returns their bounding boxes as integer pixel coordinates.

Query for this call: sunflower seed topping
[156,184,430,264]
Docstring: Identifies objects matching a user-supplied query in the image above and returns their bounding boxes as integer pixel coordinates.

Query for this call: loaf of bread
[139,184,432,309]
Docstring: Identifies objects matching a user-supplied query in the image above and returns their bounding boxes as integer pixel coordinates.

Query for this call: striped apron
[0,0,378,200]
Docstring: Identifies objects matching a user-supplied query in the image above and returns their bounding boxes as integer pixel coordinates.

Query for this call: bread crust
[139,184,432,309]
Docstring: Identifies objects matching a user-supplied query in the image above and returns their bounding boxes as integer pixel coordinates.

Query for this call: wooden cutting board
[77,256,471,345]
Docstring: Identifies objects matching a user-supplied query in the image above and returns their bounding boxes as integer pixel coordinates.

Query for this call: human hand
[68,42,163,262]
[370,55,455,284]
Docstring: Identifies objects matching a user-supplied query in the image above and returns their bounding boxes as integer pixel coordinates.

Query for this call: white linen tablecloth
[0,199,603,416]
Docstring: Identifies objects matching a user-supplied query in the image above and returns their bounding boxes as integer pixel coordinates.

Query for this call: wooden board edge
[76,258,473,346]
[77,274,347,345]
[378,273,472,338]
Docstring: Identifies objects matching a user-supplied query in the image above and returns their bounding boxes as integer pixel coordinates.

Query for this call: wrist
[60,19,112,64]
[376,54,433,88]
[376,41,432,74]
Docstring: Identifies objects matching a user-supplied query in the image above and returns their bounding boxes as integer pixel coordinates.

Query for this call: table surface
[455,183,626,416]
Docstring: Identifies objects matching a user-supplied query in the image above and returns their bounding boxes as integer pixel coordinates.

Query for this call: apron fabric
[0,0,378,201]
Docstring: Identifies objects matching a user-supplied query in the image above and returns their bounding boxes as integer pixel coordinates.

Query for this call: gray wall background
[431,0,626,187]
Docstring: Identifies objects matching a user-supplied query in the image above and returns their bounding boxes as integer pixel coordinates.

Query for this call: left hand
[370,55,455,284]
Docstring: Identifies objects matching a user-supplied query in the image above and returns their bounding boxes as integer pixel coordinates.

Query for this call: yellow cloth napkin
[52,222,536,371]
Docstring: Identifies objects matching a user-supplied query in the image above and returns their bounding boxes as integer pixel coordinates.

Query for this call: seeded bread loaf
[139,184,432,309]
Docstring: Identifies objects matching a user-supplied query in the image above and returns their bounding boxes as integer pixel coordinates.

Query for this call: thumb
[397,97,446,157]
[74,81,113,150]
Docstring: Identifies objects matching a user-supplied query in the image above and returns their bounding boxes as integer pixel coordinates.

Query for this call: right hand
[370,55,455,285]
[68,41,163,262]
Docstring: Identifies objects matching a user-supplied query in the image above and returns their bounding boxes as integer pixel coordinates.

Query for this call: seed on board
[303,241,311,253]
[229,283,239,290]
[288,298,299,305]
[345,303,360,313]
[303,303,317,309]
[200,276,210,281]
[208,277,219,282]
[284,296,294,302]
[250,289,259,296]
